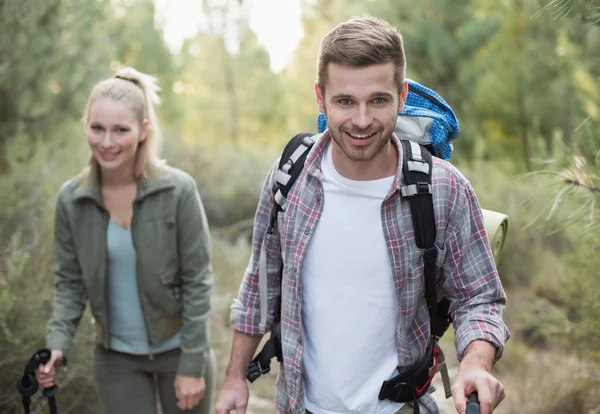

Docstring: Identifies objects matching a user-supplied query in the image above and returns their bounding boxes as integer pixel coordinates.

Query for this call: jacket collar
[73,161,175,205]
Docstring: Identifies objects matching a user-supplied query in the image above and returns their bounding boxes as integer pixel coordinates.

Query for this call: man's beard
[323,108,397,162]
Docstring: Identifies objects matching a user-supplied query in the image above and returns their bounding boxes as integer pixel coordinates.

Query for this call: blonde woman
[35,67,216,414]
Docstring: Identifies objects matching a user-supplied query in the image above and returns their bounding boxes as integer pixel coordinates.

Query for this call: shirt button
[315,194,321,201]
[304,228,311,235]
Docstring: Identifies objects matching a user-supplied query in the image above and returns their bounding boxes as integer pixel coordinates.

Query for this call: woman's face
[86,98,147,174]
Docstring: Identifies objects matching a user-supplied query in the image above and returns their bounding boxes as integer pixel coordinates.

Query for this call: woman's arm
[46,189,87,359]
[175,174,213,378]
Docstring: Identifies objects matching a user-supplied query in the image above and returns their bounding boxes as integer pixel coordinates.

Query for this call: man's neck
[331,139,398,181]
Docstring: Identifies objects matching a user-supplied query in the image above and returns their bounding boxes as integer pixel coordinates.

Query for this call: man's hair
[317,16,406,95]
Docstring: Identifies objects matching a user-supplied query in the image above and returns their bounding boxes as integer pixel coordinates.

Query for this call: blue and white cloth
[317,79,459,161]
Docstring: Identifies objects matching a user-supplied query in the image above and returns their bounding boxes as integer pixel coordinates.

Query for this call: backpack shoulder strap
[400,140,453,399]
[399,139,437,332]
[259,133,316,334]
[267,132,316,232]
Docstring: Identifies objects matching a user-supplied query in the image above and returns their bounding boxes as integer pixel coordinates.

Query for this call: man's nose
[352,104,373,130]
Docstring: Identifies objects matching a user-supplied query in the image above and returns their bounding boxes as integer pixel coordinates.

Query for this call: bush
[0,133,102,413]
[164,136,278,228]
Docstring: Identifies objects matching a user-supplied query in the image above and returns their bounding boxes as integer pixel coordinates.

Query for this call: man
[215,16,510,414]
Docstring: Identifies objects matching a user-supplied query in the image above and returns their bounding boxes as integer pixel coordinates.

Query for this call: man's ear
[314,82,325,114]
[397,80,409,113]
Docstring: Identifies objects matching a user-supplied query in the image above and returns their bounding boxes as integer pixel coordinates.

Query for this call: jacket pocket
[137,215,179,272]
[160,271,183,307]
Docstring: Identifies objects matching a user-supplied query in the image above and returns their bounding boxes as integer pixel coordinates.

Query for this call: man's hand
[451,341,505,414]
[215,375,249,414]
[215,331,263,414]
[174,375,206,411]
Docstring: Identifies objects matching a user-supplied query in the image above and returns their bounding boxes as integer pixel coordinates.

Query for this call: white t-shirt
[301,142,404,414]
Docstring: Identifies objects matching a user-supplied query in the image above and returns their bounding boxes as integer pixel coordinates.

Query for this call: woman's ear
[139,119,150,142]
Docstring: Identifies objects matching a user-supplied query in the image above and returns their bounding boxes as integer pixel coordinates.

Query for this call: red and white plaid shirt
[231,132,510,414]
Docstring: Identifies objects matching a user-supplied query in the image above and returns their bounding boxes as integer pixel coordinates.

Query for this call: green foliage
[519,297,572,348]
[0,133,101,413]
[164,135,278,227]
[0,0,114,173]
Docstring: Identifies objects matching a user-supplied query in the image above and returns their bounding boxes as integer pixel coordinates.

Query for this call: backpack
[246,80,460,412]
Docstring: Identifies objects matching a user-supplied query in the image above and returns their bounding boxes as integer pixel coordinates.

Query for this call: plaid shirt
[231,132,510,414]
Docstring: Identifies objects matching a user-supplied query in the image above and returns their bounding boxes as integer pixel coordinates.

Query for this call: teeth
[349,133,373,138]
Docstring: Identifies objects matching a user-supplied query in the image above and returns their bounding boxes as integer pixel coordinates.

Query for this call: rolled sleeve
[230,161,282,336]
[441,180,510,362]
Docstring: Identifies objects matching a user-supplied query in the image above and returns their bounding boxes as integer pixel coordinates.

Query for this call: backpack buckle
[424,246,437,263]
[416,182,431,194]
[400,183,432,197]
[246,360,270,383]
[378,378,410,402]
[302,136,315,147]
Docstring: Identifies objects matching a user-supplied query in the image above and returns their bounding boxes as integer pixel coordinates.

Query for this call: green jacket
[46,161,213,377]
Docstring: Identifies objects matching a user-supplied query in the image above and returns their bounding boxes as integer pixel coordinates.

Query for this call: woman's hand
[174,375,206,410]
[35,349,64,388]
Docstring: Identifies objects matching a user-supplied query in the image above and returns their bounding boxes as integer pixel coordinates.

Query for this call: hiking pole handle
[466,392,480,414]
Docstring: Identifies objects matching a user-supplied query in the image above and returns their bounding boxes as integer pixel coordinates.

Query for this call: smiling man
[215,16,510,414]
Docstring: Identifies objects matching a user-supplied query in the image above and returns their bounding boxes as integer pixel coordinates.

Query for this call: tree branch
[563,178,600,194]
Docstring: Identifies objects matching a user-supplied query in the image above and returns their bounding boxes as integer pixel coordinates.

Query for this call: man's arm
[441,178,510,361]
[225,331,264,379]
[461,340,496,373]
[230,159,283,336]
[216,161,283,414]
[439,173,510,414]
[215,331,263,414]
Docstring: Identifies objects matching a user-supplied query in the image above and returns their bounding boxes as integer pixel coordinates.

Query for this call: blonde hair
[317,16,406,95]
[85,67,163,179]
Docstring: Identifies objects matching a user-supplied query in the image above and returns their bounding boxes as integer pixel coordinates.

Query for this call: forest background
[1,0,599,412]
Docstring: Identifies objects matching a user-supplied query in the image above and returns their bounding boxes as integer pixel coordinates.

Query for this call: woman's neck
[100,165,136,188]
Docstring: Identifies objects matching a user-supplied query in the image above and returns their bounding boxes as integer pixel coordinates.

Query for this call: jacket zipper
[102,206,111,351]
[131,199,155,361]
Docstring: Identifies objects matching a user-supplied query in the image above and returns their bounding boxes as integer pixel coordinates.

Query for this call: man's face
[315,62,407,163]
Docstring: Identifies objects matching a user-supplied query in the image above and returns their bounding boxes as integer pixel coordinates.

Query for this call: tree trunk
[0,89,18,175]
[222,42,239,144]
[515,0,532,171]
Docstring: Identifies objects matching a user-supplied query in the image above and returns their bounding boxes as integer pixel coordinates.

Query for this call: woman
[36,67,216,414]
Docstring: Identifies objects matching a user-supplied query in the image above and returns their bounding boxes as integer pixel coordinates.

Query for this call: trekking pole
[466,392,479,414]
[16,349,59,414]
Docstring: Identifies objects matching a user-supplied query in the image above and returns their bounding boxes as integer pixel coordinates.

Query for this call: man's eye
[118,127,129,133]
[373,97,387,104]
[339,99,352,105]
